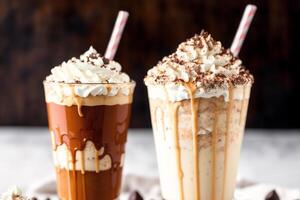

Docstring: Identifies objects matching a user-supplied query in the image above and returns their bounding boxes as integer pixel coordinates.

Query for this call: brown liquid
[56,168,123,200]
[46,102,132,200]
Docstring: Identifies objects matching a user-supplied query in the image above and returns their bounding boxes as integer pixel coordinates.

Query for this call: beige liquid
[148,85,251,200]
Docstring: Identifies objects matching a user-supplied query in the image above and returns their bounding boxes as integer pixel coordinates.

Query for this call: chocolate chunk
[89,53,99,59]
[31,198,38,200]
[103,57,110,64]
[45,198,51,200]
[265,190,280,200]
[128,191,144,200]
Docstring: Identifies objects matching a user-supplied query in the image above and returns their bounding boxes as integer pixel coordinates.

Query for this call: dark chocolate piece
[128,191,144,200]
[265,190,280,200]
[103,57,110,64]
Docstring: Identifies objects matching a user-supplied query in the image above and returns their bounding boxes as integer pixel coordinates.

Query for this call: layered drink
[44,47,135,200]
[144,31,253,200]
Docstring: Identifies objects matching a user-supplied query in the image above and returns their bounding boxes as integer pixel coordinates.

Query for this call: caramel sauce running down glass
[147,84,251,200]
[44,82,135,200]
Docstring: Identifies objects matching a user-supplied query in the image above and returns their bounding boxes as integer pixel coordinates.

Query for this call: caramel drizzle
[66,152,73,200]
[164,86,184,199]
[211,101,219,200]
[239,88,246,125]
[169,102,184,200]
[74,97,83,117]
[156,106,166,141]
[80,151,86,200]
[72,161,77,200]
[71,86,84,117]
[185,83,200,200]
[154,106,166,140]
[95,150,100,173]
[221,87,234,200]
[66,148,83,200]
[151,101,167,141]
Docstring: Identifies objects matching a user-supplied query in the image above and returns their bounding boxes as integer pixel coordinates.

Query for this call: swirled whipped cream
[144,30,253,101]
[46,46,130,84]
[45,47,134,101]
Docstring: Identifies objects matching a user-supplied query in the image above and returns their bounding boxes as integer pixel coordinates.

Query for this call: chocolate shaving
[265,190,280,200]
[89,53,99,59]
[144,30,254,89]
[103,57,110,64]
[128,191,144,200]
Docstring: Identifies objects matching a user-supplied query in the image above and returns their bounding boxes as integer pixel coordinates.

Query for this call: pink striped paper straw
[230,4,257,57]
[104,11,129,60]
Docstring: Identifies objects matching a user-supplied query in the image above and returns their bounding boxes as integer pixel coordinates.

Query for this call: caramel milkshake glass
[43,47,135,200]
[144,31,253,200]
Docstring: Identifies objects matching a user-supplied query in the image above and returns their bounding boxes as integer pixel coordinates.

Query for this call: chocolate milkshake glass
[144,31,253,200]
[44,47,135,200]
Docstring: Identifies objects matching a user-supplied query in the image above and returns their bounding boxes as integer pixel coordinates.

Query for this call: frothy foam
[147,84,251,102]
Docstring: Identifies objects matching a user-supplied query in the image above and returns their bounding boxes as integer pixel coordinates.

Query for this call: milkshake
[144,31,253,200]
[44,47,135,200]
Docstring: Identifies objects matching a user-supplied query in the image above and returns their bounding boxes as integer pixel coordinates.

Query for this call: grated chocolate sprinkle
[144,30,254,89]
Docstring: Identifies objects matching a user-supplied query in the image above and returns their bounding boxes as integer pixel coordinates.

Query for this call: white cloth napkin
[27,175,300,200]
[235,184,300,200]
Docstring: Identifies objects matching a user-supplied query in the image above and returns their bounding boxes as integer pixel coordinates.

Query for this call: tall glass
[147,84,251,200]
[44,82,135,200]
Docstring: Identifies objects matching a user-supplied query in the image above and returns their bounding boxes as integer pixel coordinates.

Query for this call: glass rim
[43,80,136,86]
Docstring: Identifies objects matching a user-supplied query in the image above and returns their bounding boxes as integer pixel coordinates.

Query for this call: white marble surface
[0,127,299,193]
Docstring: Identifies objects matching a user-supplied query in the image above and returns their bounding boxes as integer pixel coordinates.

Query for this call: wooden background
[0,0,299,128]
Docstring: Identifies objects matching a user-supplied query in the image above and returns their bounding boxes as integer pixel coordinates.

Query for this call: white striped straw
[104,11,129,60]
[230,4,257,57]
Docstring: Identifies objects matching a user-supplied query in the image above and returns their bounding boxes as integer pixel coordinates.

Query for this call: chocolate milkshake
[44,47,135,200]
[144,31,253,200]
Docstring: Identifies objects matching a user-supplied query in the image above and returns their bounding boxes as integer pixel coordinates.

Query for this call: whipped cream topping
[144,30,253,101]
[147,84,251,102]
[45,47,134,100]
[46,46,130,84]
[44,82,134,106]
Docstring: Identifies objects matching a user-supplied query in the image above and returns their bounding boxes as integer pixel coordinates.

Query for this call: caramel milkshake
[144,31,253,200]
[44,47,135,200]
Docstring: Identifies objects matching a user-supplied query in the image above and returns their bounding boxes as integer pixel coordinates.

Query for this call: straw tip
[246,4,257,10]
[119,10,129,16]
